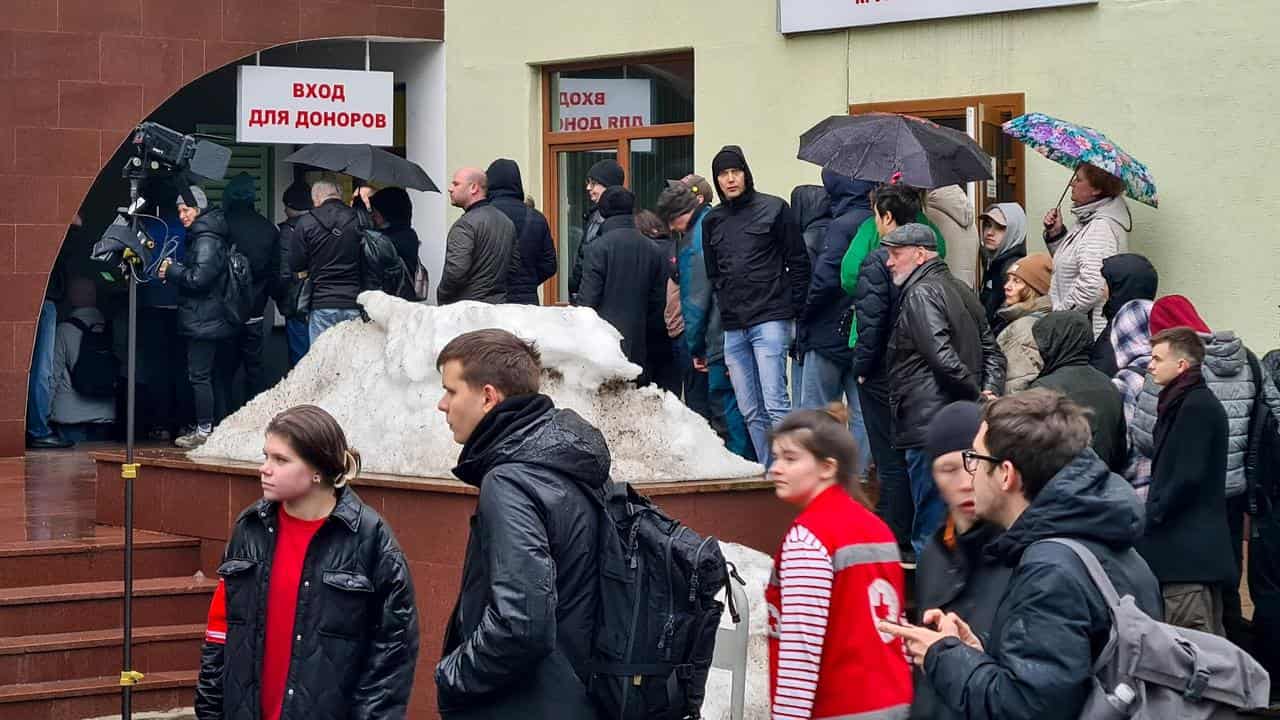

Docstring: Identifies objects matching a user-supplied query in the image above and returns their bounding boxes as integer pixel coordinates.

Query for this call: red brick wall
[0,1,444,456]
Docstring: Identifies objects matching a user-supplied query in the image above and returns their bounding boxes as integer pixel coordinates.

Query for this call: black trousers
[229,320,266,414]
[1224,493,1249,644]
[860,371,914,551]
[187,338,232,427]
[138,307,193,433]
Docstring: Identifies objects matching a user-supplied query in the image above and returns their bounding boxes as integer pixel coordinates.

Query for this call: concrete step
[0,576,217,637]
[0,527,202,588]
[0,670,197,719]
[0,624,204,685]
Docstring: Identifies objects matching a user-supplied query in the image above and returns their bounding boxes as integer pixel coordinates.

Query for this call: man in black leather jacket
[883,223,1005,555]
[434,329,608,720]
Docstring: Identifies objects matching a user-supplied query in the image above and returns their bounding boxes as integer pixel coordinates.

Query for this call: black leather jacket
[436,394,608,720]
[194,488,419,720]
[167,208,236,340]
[888,258,1006,448]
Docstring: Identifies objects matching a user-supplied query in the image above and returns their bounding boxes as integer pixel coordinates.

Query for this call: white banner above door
[778,0,1097,34]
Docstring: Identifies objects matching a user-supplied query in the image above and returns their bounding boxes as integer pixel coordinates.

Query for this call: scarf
[1156,365,1203,420]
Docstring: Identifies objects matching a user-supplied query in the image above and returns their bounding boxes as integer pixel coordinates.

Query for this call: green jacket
[839,213,946,348]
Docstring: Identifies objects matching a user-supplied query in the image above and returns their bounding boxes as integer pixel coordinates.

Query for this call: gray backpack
[1036,539,1270,719]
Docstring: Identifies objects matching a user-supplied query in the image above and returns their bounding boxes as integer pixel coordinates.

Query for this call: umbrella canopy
[798,113,993,189]
[1002,113,1158,208]
[284,143,438,192]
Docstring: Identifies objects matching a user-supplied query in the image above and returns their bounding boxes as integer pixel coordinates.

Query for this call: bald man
[438,167,519,304]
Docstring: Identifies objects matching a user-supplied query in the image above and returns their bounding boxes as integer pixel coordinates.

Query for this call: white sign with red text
[778,0,1096,34]
[236,66,394,145]
[557,78,653,151]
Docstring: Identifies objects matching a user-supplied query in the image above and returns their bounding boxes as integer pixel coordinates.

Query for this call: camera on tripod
[92,122,232,269]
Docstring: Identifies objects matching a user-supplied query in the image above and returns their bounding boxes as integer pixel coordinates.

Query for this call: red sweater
[203,509,325,720]
[766,485,913,720]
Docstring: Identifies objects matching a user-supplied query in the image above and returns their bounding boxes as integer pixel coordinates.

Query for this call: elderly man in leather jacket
[883,223,1006,555]
[434,329,609,720]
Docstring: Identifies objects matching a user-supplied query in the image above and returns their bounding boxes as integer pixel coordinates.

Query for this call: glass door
[552,145,618,302]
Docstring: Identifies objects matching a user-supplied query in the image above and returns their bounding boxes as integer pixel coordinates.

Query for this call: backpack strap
[66,317,90,334]
[1030,538,1121,609]
[1244,349,1267,515]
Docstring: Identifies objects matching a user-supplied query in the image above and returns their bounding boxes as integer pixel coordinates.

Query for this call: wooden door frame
[849,93,1026,209]
[541,140,620,304]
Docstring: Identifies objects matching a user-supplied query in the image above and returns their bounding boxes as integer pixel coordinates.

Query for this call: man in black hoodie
[882,389,1162,719]
[487,159,557,304]
[1090,253,1158,376]
[577,187,667,381]
[569,159,624,304]
[435,329,607,720]
[703,145,810,466]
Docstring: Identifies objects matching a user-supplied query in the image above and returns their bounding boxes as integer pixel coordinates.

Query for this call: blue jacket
[801,169,875,363]
[677,205,725,363]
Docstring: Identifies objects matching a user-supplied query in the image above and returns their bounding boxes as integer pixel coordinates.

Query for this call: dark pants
[187,338,231,428]
[679,338,711,421]
[860,372,913,551]
[709,361,754,462]
[231,320,266,411]
[648,336,682,396]
[138,307,193,433]
[1224,493,1249,645]
[286,316,310,368]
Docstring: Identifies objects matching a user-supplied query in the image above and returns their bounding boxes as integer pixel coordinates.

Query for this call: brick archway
[0,2,444,456]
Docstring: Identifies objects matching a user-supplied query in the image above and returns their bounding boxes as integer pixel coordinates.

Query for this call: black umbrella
[798,113,992,188]
[284,143,439,192]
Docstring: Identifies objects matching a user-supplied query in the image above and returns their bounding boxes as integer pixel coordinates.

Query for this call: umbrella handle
[1055,174,1072,209]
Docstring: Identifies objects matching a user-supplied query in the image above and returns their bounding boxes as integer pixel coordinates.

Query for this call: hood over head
[452,394,610,491]
[821,167,876,217]
[223,173,256,207]
[980,202,1027,262]
[598,186,635,219]
[1112,299,1154,371]
[711,145,755,204]
[1101,253,1158,320]
[926,185,974,228]
[485,158,524,200]
[1033,311,1095,375]
[988,449,1146,563]
[586,159,624,188]
[789,185,831,232]
[1149,294,1211,335]
[1203,330,1246,379]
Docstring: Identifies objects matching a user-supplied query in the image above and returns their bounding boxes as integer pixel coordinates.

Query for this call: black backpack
[221,243,254,325]
[585,482,741,720]
[65,318,118,398]
[359,227,415,300]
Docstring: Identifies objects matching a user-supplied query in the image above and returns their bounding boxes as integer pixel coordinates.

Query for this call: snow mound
[703,542,773,720]
[193,293,763,482]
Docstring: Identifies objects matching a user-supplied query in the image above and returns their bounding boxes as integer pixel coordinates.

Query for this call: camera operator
[159,185,237,449]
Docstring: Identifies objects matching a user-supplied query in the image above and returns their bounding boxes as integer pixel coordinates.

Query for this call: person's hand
[877,619,947,667]
[1044,208,1064,237]
[157,259,171,280]
[693,357,708,373]
[980,390,998,401]
[923,609,983,652]
[353,185,373,210]
[858,376,865,385]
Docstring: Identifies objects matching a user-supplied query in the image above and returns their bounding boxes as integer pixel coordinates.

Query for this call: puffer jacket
[925,185,977,289]
[850,246,895,380]
[166,208,237,340]
[1046,195,1131,338]
[801,170,875,364]
[437,394,608,720]
[922,450,1162,720]
[488,159,557,305]
[790,184,831,269]
[437,199,519,305]
[887,258,1006,448]
[194,488,419,720]
[702,145,810,331]
[995,294,1052,393]
[1132,330,1266,497]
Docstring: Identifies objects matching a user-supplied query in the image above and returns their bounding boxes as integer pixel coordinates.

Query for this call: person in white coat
[1042,163,1131,338]
[925,185,977,289]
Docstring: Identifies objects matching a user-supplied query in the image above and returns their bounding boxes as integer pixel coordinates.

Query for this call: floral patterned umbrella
[1003,112,1158,208]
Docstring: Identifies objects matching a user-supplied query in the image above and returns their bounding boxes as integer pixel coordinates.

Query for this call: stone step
[0,670,197,718]
[0,576,217,637]
[0,527,202,588]
[0,624,204,686]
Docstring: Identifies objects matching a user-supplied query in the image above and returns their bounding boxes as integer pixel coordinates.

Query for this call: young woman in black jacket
[195,405,419,720]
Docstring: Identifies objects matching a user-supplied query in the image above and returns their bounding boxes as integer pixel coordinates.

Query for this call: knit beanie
[1006,253,1053,295]
[587,159,624,188]
[223,172,256,206]
[598,186,635,219]
[178,185,208,210]
[1149,294,1211,335]
[282,181,312,211]
[711,145,747,177]
[925,401,984,462]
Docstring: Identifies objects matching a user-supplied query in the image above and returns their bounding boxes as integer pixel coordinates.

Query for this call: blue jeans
[309,308,361,344]
[905,447,948,557]
[26,300,58,439]
[709,361,754,462]
[286,316,311,367]
[723,319,793,467]
[800,351,871,479]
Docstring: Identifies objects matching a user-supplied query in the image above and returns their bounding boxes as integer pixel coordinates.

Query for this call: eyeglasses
[962,450,1002,475]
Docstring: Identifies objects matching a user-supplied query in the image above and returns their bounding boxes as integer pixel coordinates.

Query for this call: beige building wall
[445,0,1280,348]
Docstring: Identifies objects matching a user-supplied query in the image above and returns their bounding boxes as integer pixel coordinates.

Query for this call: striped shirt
[772,525,834,720]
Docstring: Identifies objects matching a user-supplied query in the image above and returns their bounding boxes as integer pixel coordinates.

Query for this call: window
[542,53,694,303]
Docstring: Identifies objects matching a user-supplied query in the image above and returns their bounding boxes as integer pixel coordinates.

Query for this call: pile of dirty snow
[193,292,762,482]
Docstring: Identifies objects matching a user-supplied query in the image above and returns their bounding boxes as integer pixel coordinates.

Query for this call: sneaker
[147,427,172,442]
[26,433,73,450]
[174,429,211,449]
